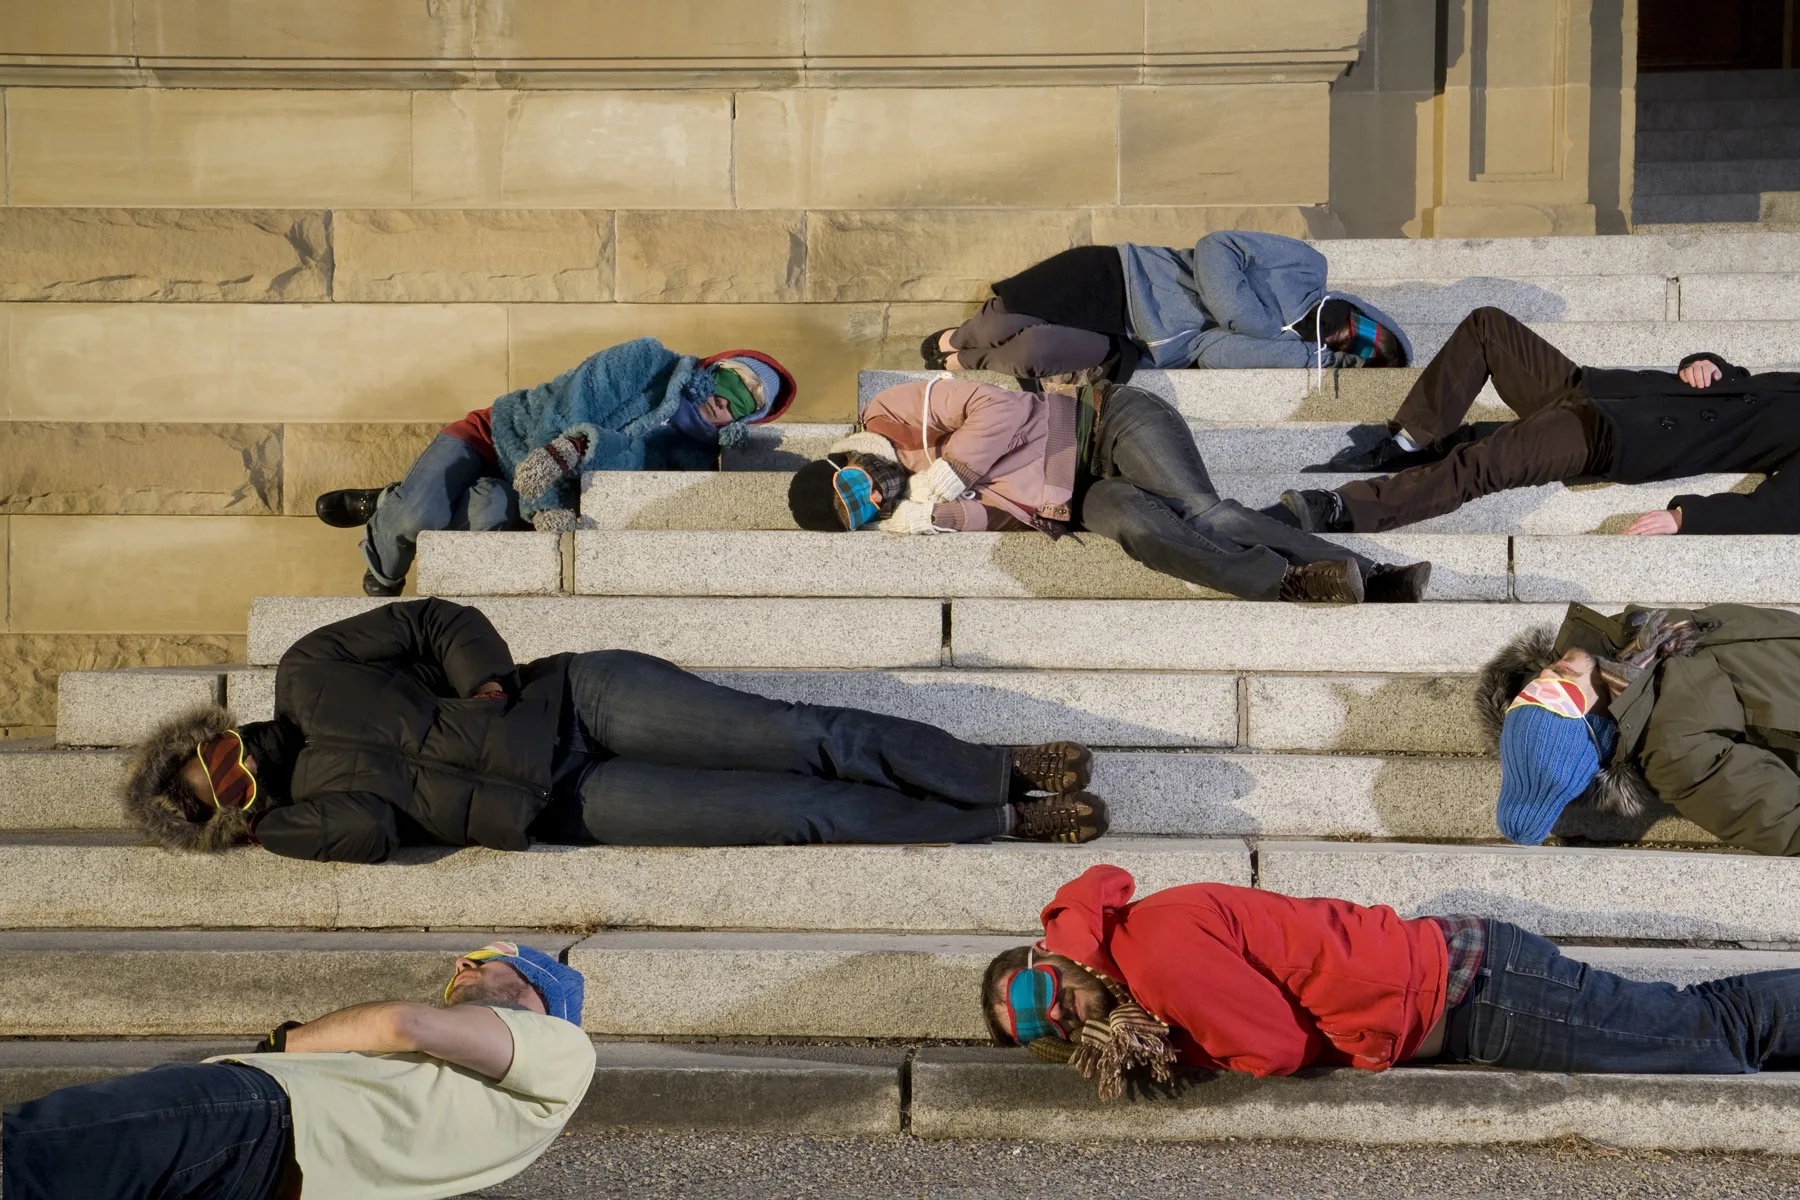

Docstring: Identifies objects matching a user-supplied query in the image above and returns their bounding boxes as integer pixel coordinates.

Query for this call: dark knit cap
[788,460,848,531]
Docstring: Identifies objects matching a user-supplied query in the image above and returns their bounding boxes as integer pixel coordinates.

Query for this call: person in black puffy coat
[122,599,1109,861]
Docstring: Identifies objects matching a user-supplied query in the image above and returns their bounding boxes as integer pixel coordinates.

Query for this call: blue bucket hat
[1497,704,1618,845]
[449,941,586,1026]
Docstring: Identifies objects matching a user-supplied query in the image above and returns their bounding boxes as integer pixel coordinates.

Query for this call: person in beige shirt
[2,941,596,1200]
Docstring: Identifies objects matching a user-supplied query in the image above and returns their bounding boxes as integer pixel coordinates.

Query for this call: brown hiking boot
[1277,558,1365,604]
[1012,792,1109,844]
[1010,741,1095,795]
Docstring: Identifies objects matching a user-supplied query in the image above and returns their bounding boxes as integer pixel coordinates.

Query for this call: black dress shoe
[316,487,385,528]
[1276,559,1365,604]
[1365,561,1432,603]
[1281,488,1353,534]
[362,570,403,597]
[920,328,956,370]
[1302,435,1450,474]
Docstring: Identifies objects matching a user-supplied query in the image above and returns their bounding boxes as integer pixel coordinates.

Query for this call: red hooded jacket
[1038,866,1450,1078]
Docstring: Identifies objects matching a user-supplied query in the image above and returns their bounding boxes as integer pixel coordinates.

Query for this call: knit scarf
[1596,609,1700,695]
[1027,979,1177,1102]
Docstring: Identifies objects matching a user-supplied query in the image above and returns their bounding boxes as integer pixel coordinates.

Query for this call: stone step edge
[4,1039,1798,1149]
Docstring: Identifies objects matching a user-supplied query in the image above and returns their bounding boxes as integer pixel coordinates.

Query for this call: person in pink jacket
[786,379,1432,603]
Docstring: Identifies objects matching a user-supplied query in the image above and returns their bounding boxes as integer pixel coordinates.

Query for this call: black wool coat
[1585,353,1800,534]
[244,598,570,863]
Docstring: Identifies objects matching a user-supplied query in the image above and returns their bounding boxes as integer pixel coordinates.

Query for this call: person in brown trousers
[1281,306,1800,536]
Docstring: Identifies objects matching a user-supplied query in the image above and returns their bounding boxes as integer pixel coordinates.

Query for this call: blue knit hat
[449,941,585,1027]
[1496,706,1617,845]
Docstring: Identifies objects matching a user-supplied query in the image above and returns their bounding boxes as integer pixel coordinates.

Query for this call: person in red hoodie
[983,865,1800,1099]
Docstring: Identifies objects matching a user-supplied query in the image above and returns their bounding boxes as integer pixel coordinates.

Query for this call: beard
[447,971,538,1010]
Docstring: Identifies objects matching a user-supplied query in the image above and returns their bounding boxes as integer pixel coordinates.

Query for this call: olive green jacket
[1554,603,1800,856]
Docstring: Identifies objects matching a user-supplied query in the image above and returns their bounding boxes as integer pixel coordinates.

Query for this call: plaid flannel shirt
[1430,915,1487,1007]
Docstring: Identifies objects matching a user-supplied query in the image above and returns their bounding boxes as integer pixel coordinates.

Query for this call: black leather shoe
[1277,559,1365,604]
[316,487,384,528]
[920,328,955,370]
[1281,488,1352,533]
[362,570,403,597]
[1303,434,1449,474]
[1365,561,1432,603]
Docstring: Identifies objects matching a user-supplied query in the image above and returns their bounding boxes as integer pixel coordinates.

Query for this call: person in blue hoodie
[314,338,795,596]
[920,232,1412,381]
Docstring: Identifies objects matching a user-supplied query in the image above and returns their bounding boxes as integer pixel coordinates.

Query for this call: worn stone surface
[1514,535,1800,604]
[0,744,131,831]
[805,210,1086,303]
[953,600,1565,673]
[509,304,884,425]
[583,471,809,527]
[1248,674,1489,754]
[417,531,564,597]
[8,517,368,634]
[332,209,613,302]
[248,596,945,668]
[0,835,1248,931]
[56,668,223,748]
[1120,85,1330,205]
[804,0,1143,56]
[5,304,509,422]
[0,634,242,732]
[735,89,1118,209]
[5,88,414,206]
[1680,272,1800,321]
[281,422,439,516]
[568,530,1506,601]
[1088,205,1337,244]
[0,208,329,302]
[879,303,986,373]
[0,931,579,1036]
[615,211,805,303]
[1257,841,1800,944]
[225,667,277,723]
[911,1050,1800,1151]
[411,90,734,208]
[1405,320,1800,369]
[1334,274,1669,324]
[1320,231,1800,279]
[0,0,132,56]
[573,1045,902,1135]
[0,423,282,515]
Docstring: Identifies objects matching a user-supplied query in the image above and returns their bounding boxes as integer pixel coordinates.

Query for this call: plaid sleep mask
[832,465,881,531]
[195,730,258,813]
[1003,960,1071,1045]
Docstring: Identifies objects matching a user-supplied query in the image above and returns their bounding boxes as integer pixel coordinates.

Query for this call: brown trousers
[948,297,1113,379]
[1339,307,1612,532]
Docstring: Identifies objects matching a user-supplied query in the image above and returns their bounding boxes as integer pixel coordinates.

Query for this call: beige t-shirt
[211,1006,596,1200]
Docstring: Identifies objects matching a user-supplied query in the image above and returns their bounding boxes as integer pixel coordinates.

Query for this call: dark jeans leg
[1338,397,1598,532]
[1079,388,1372,600]
[565,650,1011,805]
[1451,921,1800,1073]
[950,298,1113,378]
[361,433,517,586]
[1392,307,1586,445]
[579,758,1008,845]
[3,1062,292,1200]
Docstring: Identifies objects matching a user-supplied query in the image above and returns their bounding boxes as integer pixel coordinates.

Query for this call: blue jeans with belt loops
[361,433,522,587]
[1447,919,1800,1072]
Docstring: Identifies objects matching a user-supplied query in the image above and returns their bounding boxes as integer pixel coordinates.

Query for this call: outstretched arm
[1668,456,1800,535]
[282,1000,516,1080]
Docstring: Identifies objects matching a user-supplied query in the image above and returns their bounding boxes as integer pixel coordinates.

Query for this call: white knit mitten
[879,499,942,536]
[512,432,589,504]
[911,458,969,505]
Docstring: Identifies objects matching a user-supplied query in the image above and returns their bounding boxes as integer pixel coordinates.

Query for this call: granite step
[1636,69,1800,103]
[1636,159,1800,198]
[1637,97,1800,131]
[1637,126,1800,163]
[1633,192,1778,225]
[3,930,1791,1041]
[580,468,1748,535]
[0,833,1250,932]
[1316,230,1800,277]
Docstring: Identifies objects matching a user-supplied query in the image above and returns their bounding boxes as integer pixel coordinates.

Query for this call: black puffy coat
[244,599,570,863]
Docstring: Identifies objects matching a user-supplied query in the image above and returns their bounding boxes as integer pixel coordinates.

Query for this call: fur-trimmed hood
[1473,626,1657,822]
[123,705,253,853]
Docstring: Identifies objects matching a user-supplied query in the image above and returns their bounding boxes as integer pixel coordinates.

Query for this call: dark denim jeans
[1448,920,1800,1073]
[552,650,1012,845]
[1078,387,1374,600]
[362,432,522,587]
[3,1062,292,1200]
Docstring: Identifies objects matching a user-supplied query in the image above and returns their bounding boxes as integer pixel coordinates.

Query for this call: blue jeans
[548,650,1012,845]
[362,433,522,586]
[1448,920,1800,1072]
[3,1062,293,1200]
[1078,387,1373,600]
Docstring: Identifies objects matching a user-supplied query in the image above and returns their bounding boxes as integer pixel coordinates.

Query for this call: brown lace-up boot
[1012,792,1109,844]
[1010,741,1094,796]
[1276,558,1365,604]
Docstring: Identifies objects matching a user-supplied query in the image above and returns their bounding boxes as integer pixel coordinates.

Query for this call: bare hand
[1679,360,1722,388]
[473,681,506,699]
[1622,508,1682,536]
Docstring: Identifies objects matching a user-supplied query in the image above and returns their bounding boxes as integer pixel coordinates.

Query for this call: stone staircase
[1636,69,1800,229]
[12,231,1800,1147]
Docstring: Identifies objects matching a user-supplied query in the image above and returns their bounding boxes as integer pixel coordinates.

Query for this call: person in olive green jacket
[1475,602,1800,856]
